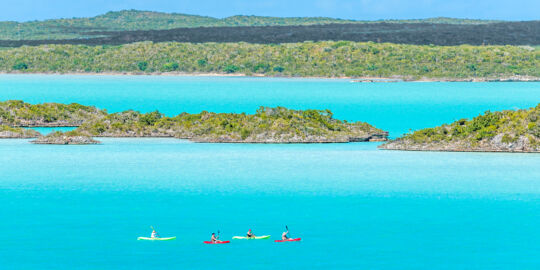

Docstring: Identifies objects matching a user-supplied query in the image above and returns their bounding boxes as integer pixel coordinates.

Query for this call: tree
[13,62,28,70]
[163,62,179,71]
[224,65,240,73]
[273,66,285,72]
[137,61,148,71]
[139,110,163,125]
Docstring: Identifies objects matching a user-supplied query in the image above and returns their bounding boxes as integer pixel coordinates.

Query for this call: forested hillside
[0,41,538,79]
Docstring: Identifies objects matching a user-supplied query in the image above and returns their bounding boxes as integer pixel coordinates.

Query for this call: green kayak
[137,236,176,241]
[232,235,271,240]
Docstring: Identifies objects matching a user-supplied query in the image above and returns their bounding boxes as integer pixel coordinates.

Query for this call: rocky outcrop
[86,129,389,143]
[188,131,388,143]
[380,134,538,152]
[31,133,100,145]
[380,104,540,153]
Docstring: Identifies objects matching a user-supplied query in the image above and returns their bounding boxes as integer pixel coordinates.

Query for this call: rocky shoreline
[380,104,540,153]
[31,133,100,145]
[2,72,540,83]
[85,125,389,143]
[380,134,539,153]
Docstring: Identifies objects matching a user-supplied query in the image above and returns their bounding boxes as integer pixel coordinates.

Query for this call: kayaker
[151,229,160,238]
[211,233,218,243]
[282,229,289,240]
[247,229,255,238]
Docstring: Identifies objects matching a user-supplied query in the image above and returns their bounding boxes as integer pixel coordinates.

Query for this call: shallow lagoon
[1,75,540,269]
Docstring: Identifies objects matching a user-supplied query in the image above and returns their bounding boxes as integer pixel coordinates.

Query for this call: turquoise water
[2,75,539,136]
[1,139,540,269]
[26,127,77,135]
[1,75,540,269]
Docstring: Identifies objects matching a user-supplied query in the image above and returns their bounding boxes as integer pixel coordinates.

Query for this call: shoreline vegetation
[1,41,538,80]
[380,104,540,153]
[0,101,388,144]
[2,71,540,82]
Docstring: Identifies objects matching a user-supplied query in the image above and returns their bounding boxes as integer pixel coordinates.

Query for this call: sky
[0,0,538,22]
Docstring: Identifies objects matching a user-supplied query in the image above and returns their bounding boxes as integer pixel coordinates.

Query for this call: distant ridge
[0,9,504,40]
[1,21,538,47]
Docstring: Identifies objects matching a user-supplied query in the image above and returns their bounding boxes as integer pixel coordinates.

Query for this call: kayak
[137,236,176,241]
[274,238,301,242]
[203,241,230,244]
[232,235,271,240]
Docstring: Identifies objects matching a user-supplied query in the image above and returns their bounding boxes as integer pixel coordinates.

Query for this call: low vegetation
[77,107,387,143]
[380,104,540,152]
[0,124,40,138]
[0,100,107,126]
[0,101,387,143]
[1,41,538,79]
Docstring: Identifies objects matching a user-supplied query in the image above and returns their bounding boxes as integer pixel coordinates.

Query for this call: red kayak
[274,238,301,242]
[203,241,230,244]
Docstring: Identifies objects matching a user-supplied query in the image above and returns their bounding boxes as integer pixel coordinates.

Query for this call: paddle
[286,225,291,239]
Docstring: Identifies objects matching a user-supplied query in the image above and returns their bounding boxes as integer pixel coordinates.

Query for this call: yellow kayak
[137,236,176,241]
[232,235,270,240]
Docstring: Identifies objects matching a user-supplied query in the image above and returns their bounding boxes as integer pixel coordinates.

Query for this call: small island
[31,130,100,145]
[1,101,388,144]
[78,106,387,143]
[380,104,540,152]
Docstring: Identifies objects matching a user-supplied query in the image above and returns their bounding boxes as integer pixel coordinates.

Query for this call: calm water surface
[1,139,540,269]
[2,75,539,136]
[1,75,540,269]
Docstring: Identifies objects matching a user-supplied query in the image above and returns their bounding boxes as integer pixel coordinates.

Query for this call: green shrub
[12,62,28,70]
[163,62,179,71]
[501,134,514,143]
[197,59,207,66]
[240,128,251,140]
[224,65,240,73]
[139,111,162,125]
[137,61,148,71]
[273,66,285,72]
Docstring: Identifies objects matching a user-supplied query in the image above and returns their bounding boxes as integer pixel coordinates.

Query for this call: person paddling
[247,229,255,238]
[211,233,219,243]
[282,229,289,240]
[151,229,160,239]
